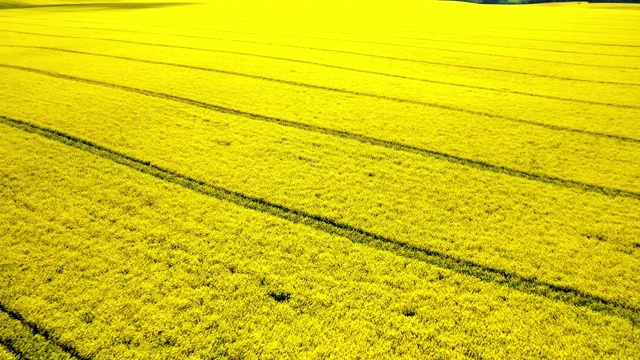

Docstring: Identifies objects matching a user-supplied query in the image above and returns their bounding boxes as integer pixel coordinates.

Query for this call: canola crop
[1,0,640,358]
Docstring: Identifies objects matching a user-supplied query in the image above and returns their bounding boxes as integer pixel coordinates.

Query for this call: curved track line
[3,44,639,116]
[0,303,90,360]
[1,115,639,326]
[1,63,639,200]
[0,337,22,359]
[1,25,638,86]
[0,339,23,359]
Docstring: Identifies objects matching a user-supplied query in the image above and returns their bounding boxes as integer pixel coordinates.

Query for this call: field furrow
[0,344,18,360]
[0,308,76,360]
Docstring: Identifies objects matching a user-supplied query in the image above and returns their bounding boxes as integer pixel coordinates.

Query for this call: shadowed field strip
[1,63,638,200]
[0,303,89,360]
[3,44,638,113]
[3,15,640,70]
[1,26,638,87]
[1,115,639,326]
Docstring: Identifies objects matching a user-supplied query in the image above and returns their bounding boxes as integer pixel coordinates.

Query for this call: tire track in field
[1,26,639,87]
[1,63,639,200]
[4,44,639,118]
[0,303,90,360]
[0,339,21,358]
[0,338,23,359]
[1,115,639,326]
[2,15,637,70]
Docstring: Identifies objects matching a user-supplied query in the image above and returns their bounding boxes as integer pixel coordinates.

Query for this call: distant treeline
[459,0,640,4]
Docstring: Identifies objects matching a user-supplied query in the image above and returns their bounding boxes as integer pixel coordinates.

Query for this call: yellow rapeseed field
[1,0,639,358]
